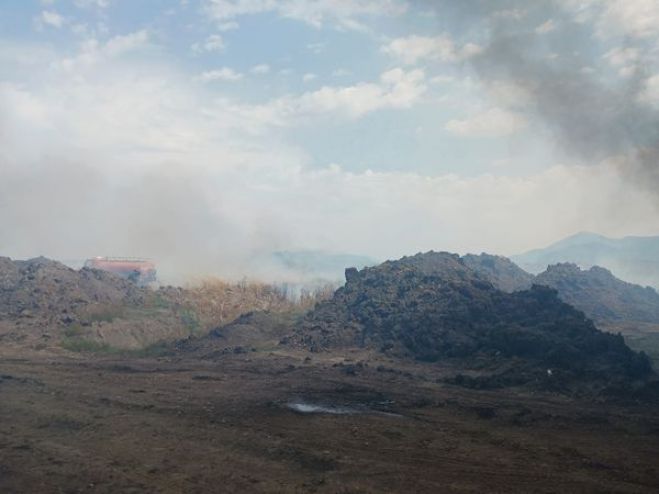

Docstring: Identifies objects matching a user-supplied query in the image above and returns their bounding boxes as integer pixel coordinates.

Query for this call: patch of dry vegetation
[156,278,334,334]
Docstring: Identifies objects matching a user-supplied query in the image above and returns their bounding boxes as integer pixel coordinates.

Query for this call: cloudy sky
[1,0,658,279]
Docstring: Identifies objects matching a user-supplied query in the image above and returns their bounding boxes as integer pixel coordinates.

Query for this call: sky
[1,0,659,280]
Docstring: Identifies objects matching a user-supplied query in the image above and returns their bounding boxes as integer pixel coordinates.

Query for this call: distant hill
[463,253,659,325]
[512,232,659,289]
[534,263,659,324]
[285,252,654,396]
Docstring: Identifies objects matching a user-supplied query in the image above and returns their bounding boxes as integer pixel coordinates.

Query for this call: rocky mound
[534,263,659,324]
[285,252,654,395]
[0,256,146,323]
[462,253,534,292]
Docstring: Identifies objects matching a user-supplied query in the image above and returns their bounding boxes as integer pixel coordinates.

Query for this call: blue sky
[1,0,658,279]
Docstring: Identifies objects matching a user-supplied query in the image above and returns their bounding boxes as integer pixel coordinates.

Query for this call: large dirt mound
[0,256,145,322]
[285,252,654,395]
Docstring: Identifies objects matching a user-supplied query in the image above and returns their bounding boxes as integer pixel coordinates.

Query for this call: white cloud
[197,67,244,82]
[250,64,270,74]
[38,10,66,29]
[604,47,639,66]
[281,68,426,119]
[303,73,317,83]
[104,30,149,57]
[55,30,150,70]
[559,0,659,40]
[382,35,482,65]
[492,9,526,20]
[640,74,659,105]
[218,21,239,31]
[74,0,110,8]
[430,75,454,84]
[191,34,225,54]
[603,46,641,76]
[332,68,350,77]
[307,42,325,54]
[445,108,527,138]
[535,19,556,34]
[599,0,659,39]
[204,0,407,30]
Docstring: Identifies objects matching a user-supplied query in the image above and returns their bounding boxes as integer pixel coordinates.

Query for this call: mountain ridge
[512,232,659,289]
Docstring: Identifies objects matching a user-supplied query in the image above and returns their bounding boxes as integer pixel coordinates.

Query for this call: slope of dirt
[285,252,655,397]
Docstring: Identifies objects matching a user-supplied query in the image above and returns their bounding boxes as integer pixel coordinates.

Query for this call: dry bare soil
[2,344,659,493]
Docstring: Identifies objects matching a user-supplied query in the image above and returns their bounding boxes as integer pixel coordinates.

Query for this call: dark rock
[285,251,656,398]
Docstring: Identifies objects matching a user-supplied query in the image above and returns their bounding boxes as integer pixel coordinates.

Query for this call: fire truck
[84,257,157,285]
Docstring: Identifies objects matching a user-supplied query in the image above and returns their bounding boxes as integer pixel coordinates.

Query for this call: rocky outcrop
[285,252,655,395]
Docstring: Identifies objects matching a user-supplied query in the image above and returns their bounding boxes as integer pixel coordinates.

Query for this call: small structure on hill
[84,257,157,286]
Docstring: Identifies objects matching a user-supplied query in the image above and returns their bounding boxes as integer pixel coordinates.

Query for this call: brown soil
[1,344,659,493]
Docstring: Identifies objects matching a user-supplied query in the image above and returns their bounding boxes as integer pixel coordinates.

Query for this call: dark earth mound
[285,252,655,396]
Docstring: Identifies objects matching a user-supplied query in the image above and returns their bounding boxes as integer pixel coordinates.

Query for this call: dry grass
[157,278,334,332]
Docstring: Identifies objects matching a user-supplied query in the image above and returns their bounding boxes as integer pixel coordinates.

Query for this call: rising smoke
[421,0,659,195]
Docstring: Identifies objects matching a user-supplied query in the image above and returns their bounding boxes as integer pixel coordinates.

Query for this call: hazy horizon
[2,0,659,281]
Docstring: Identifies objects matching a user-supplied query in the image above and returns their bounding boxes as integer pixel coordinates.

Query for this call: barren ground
[1,343,659,493]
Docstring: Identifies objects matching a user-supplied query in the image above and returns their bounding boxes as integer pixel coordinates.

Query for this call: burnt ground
[1,347,659,493]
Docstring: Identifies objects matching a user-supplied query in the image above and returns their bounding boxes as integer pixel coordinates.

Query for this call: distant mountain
[284,252,654,396]
[462,253,534,292]
[512,232,659,289]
